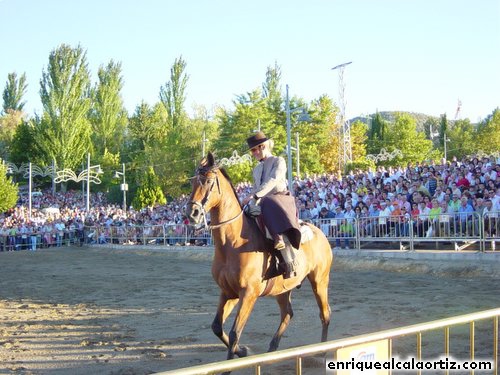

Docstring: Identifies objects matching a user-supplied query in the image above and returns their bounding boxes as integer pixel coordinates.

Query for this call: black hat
[246,131,269,150]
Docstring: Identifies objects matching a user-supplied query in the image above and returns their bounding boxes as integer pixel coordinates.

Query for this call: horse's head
[186,152,222,225]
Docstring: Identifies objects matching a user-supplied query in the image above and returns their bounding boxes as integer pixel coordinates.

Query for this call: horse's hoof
[236,345,251,357]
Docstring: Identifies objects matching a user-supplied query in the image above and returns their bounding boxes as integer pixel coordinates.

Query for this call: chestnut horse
[186,152,333,364]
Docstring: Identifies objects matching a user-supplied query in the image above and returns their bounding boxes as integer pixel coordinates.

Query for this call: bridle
[190,167,243,230]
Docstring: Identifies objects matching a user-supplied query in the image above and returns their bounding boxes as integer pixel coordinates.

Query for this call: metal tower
[331,61,353,170]
[454,99,462,120]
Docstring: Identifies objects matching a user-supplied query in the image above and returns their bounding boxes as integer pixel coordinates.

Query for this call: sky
[1,0,499,123]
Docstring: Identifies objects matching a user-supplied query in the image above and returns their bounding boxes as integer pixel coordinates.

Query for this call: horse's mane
[219,167,243,209]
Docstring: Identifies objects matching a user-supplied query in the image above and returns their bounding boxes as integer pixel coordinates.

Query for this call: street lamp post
[444,132,450,163]
[285,85,312,193]
[54,155,103,212]
[114,163,128,212]
[295,132,300,179]
[285,85,293,193]
[28,162,32,220]
[5,161,54,220]
[85,153,103,212]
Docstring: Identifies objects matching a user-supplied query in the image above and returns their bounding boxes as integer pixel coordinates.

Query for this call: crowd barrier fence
[0,212,497,252]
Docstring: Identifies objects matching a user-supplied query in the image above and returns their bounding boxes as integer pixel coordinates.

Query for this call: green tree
[383,113,437,166]
[89,60,127,155]
[35,44,92,170]
[446,118,476,160]
[0,109,24,160]
[350,120,369,163]
[159,56,188,131]
[2,72,28,113]
[0,162,18,213]
[9,119,40,165]
[294,95,332,176]
[314,95,341,174]
[262,61,282,114]
[475,108,500,154]
[132,166,166,209]
[156,57,201,196]
[367,112,388,155]
[127,102,167,153]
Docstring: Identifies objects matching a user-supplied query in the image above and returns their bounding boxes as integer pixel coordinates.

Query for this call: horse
[186,152,333,365]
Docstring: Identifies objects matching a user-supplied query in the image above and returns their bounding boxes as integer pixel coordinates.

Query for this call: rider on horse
[242,131,301,279]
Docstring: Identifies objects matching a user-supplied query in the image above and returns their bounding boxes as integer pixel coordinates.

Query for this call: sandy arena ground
[0,246,499,375]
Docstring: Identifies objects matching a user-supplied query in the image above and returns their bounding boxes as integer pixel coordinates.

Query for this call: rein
[207,209,244,230]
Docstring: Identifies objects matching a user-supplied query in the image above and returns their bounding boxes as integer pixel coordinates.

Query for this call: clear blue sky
[1,0,499,122]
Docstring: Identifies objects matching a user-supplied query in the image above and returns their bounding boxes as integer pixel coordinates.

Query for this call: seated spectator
[378,201,392,237]
[334,218,354,250]
[455,196,475,236]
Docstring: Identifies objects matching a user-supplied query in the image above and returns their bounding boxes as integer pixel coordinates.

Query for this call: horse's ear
[207,152,215,167]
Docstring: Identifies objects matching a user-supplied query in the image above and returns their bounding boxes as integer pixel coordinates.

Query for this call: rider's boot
[279,236,298,279]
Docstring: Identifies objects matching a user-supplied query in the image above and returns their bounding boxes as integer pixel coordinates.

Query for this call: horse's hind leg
[268,291,293,352]
[308,274,331,342]
[212,294,248,357]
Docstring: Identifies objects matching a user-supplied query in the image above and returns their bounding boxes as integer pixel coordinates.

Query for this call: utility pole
[296,132,300,180]
[331,61,353,171]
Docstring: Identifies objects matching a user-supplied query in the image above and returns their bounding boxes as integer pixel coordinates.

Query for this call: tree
[350,120,369,162]
[35,44,92,170]
[9,119,40,165]
[262,61,282,114]
[383,113,437,166]
[156,57,201,196]
[446,118,476,160]
[0,162,18,213]
[475,108,500,154]
[89,60,127,156]
[296,95,334,175]
[313,95,340,174]
[0,109,24,160]
[132,167,166,209]
[2,72,28,113]
[367,112,388,155]
[159,56,188,130]
[127,102,167,153]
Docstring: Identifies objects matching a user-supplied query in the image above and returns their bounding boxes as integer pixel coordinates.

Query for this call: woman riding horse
[186,151,332,365]
[242,131,301,278]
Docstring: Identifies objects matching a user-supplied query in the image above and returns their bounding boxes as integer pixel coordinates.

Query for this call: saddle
[244,209,314,280]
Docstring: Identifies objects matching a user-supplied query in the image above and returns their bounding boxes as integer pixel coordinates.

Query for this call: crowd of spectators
[1,154,499,251]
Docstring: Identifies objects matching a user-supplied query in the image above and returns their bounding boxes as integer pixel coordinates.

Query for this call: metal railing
[83,224,212,247]
[155,307,499,375]
[0,228,83,251]
[312,211,497,252]
[78,211,498,252]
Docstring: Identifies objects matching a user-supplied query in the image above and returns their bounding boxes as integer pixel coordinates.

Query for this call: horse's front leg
[227,288,259,361]
[212,293,248,357]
